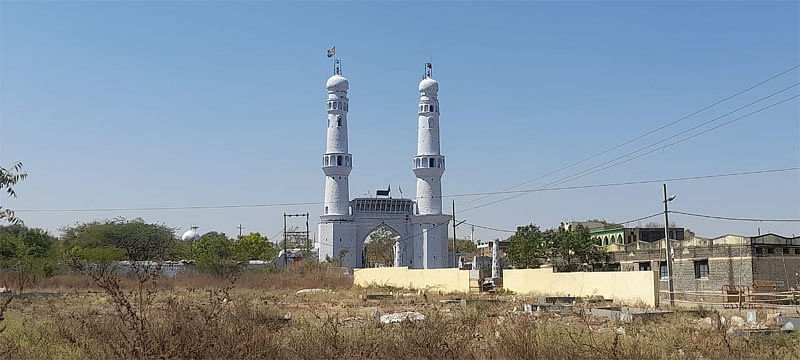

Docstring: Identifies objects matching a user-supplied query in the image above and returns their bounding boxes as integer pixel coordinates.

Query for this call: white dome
[419,77,438,94]
[181,229,199,242]
[326,74,349,91]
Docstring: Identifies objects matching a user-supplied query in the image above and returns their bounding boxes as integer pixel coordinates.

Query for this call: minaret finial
[425,62,432,79]
[334,59,342,75]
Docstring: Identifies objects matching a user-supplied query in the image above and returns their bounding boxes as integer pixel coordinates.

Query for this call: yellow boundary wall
[354,267,471,293]
[503,268,659,307]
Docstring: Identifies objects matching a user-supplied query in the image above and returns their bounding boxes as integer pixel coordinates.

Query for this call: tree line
[0,219,279,292]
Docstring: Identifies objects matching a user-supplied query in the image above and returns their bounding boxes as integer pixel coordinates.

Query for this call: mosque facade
[317,62,450,269]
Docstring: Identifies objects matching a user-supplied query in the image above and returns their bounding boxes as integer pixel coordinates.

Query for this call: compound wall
[503,268,659,307]
[354,267,471,293]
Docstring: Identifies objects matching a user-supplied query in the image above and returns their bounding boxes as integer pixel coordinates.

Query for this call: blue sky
[1,1,798,241]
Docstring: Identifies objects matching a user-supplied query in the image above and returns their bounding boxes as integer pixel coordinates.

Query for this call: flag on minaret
[327,46,336,58]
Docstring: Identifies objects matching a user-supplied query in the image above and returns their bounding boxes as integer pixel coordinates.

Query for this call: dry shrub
[5,261,352,293]
[47,290,286,359]
[283,310,481,359]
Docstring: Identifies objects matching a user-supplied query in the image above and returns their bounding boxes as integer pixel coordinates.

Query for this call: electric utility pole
[237,224,245,238]
[453,200,457,268]
[663,184,675,306]
[283,214,288,267]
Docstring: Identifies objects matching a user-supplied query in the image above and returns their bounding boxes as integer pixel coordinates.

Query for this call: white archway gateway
[317,62,450,269]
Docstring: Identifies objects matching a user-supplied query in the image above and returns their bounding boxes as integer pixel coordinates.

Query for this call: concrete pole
[491,239,500,279]
[663,184,675,306]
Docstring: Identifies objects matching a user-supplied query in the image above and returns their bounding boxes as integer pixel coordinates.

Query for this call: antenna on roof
[334,59,341,75]
[425,62,432,79]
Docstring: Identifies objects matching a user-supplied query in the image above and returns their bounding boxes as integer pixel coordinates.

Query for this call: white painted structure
[317,62,450,269]
[180,225,200,242]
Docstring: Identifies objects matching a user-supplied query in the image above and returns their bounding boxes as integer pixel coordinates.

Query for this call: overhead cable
[670,211,800,223]
[460,65,800,207]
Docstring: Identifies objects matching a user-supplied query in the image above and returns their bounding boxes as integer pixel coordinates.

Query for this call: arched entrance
[318,197,450,269]
[362,223,401,267]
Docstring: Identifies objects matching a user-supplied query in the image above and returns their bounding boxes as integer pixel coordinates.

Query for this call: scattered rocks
[379,311,425,324]
[699,317,713,327]
[615,327,626,336]
[782,322,795,331]
[296,288,331,295]
[0,287,12,294]
[730,316,745,327]
[746,311,757,325]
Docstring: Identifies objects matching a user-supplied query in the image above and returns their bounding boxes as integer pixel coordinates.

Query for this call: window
[694,259,709,279]
[338,102,342,109]
[638,262,651,271]
[659,261,668,279]
[337,118,342,126]
[337,156,342,166]
[431,105,435,112]
[423,158,428,167]
[430,158,435,167]
[324,206,328,214]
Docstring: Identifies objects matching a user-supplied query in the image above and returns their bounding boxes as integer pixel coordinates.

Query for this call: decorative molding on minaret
[321,64,352,216]
[413,62,445,215]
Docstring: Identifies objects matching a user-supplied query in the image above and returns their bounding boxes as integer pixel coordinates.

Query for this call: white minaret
[322,61,352,216]
[413,63,444,215]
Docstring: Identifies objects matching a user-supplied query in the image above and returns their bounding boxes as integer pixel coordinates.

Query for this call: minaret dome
[327,74,349,91]
[418,77,438,94]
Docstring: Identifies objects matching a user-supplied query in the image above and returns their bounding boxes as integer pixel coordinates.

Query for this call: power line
[464,211,666,236]
[15,201,321,213]
[538,94,800,191]
[15,167,798,213]
[465,222,516,233]
[460,65,800,207]
[442,167,799,198]
[537,88,798,190]
[670,211,800,223]
[460,93,799,213]
[619,212,663,225]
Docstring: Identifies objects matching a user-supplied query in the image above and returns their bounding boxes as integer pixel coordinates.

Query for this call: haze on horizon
[1,1,798,240]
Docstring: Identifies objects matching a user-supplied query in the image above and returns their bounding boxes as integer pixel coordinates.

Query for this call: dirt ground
[0,269,798,359]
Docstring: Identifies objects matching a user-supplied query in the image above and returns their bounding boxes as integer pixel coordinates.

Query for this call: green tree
[364,227,395,267]
[448,238,478,253]
[233,232,277,261]
[547,225,604,272]
[192,232,241,274]
[62,218,176,261]
[0,162,27,225]
[505,224,546,269]
[0,226,58,292]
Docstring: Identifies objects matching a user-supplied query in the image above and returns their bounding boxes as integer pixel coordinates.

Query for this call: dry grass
[0,260,352,293]
[0,263,798,359]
